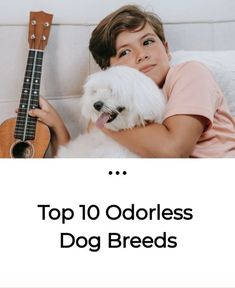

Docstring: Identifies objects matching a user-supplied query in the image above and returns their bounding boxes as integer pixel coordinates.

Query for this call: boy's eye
[143,39,155,46]
[118,49,130,58]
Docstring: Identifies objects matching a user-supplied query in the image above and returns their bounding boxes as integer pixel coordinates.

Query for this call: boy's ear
[164,41,171,60]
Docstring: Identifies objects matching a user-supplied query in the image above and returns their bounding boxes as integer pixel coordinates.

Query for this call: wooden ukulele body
[0,118,50,158]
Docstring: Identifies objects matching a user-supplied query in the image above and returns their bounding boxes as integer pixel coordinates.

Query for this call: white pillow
[171,50,235,116]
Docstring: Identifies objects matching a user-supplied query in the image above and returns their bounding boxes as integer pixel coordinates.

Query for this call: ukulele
[0,11,53,158]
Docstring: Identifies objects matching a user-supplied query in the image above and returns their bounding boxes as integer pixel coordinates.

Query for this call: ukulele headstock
[28,11,53,50]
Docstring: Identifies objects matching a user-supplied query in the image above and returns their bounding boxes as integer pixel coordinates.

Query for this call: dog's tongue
[96,112,110,129]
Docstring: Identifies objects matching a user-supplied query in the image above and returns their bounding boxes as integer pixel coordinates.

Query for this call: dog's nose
[94,101,104,111]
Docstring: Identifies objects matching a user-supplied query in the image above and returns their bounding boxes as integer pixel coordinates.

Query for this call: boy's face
[110,23,170,87]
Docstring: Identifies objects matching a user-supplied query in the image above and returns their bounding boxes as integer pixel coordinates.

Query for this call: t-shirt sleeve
[163,61,220,126]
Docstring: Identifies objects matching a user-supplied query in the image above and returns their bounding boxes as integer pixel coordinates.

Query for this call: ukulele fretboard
[15,50,44,141]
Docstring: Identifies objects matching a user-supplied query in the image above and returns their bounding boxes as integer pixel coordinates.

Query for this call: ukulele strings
[23,20,45,140]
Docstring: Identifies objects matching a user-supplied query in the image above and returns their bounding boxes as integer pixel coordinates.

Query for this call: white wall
[1,0,235,24]
[0,0,235,138]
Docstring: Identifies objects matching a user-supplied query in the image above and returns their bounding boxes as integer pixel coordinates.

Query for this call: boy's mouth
[140,64,156,74]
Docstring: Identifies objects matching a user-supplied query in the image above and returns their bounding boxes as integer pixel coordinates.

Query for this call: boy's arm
[102,114,207,157]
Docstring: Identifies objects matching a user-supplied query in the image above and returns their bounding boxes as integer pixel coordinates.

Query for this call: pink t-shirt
[162,61,235,157]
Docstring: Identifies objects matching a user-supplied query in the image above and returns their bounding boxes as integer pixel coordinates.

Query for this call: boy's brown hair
[89,5,166,70]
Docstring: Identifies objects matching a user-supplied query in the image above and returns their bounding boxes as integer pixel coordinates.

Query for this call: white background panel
[0,159,234,287]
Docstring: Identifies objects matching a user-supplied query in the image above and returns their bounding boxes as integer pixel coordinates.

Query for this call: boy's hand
[28,97,61,129]
[27,97,70,156]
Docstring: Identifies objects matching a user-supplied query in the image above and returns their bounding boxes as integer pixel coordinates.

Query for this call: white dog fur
[57,66,166,158]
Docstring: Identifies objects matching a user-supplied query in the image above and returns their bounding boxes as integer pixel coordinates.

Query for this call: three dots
[109,170,127,175]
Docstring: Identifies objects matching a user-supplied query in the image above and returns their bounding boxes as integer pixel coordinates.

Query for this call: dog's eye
[117,106,125,113]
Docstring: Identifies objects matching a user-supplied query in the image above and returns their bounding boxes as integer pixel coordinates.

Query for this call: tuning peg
[31,20,37,26]
[42,35,47,41]
[30,34,36,39]
[44,22,50,27]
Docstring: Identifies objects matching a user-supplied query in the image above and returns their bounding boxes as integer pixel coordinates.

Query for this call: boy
[29,5,235,157]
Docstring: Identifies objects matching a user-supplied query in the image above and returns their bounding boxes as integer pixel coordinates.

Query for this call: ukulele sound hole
[11,141,34,158]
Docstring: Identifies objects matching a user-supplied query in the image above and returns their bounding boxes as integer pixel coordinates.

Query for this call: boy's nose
[94,101,104,111]
[137,53,150,64]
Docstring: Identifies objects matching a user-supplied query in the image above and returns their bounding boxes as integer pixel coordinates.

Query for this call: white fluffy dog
[57,66,166,157]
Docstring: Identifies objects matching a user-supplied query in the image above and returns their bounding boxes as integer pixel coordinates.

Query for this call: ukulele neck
[15,49,44,141]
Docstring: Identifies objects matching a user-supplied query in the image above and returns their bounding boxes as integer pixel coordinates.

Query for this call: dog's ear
[132,82,166,124]
[134,99,156,123]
